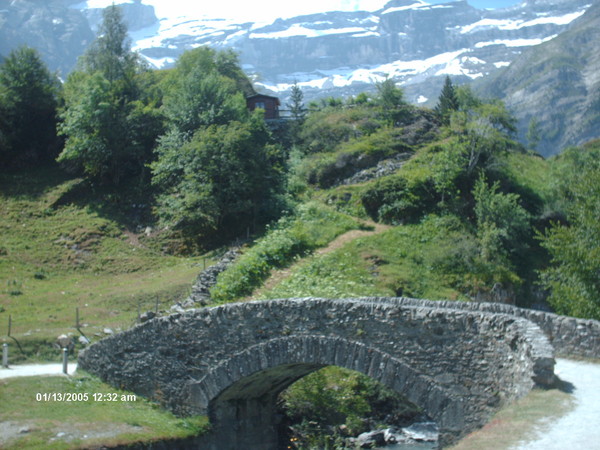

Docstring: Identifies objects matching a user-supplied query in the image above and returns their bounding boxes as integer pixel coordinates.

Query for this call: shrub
[361,173,437,224]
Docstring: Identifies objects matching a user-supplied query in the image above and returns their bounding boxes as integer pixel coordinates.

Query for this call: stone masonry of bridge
[76,297,578,448]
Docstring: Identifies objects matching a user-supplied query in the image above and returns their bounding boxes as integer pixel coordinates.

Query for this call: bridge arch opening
[185,336,463,449]
[278,365,437,449]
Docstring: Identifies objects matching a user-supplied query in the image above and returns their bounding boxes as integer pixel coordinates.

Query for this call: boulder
[356,430,386,448]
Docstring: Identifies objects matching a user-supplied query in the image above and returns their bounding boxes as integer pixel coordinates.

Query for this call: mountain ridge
[475,1,600,155]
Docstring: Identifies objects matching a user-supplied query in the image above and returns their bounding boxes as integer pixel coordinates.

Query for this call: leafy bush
[361,173,436,224]
[210,203,358,302]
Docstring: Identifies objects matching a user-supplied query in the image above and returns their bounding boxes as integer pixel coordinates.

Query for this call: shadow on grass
[0,164,74,200]
[554,377,575,394]
[48,172,157,231]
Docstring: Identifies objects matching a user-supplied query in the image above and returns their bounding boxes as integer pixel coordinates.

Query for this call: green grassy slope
[0,167,206,359]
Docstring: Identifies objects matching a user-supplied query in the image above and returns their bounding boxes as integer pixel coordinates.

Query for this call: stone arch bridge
[78,297,600,449]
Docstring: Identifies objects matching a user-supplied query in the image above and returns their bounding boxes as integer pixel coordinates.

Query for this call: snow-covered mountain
[66,0,591,103]
[0,0,592,104]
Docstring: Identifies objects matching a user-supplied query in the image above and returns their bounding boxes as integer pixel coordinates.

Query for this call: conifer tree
[287,82,306,122]
[0,46,59,168]
[287,82,306,145]
[436,76,459,125]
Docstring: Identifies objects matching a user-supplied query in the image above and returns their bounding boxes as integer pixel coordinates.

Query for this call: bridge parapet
[371,297,600,359]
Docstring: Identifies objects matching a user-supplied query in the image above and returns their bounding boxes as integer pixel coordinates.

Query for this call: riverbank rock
[356,429,386,448]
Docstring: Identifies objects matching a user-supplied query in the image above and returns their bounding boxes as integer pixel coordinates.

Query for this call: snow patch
[460,9,587,34]
[250,25,369,39]
[143,56,176,69]
[417,95,428,103]
[255,48,484,93]
[474,35,557,48]
[381,1,428,14]
[352,31,381,37]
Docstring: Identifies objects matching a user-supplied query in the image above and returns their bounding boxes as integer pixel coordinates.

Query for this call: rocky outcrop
[0,0,93,76]
[341,153,410,185]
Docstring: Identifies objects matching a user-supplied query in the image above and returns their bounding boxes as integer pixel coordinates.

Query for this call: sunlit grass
[0,168,209,357]
[0,373,209,449]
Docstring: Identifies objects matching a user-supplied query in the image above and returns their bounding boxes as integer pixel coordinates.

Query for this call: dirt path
[246,220,389,300]
[511,358,600,450]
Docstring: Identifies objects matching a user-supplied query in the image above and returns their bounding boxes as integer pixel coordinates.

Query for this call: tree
[160,47,248,136]
[375,77,406,125]
[435,76,459,125]
[526,117,541,152]
[287,81,306,145]
[449,93,517,177]
[473,175,530,264]
[0,46,59,168]
[57,5,160,184]
[151,112,286,237]
[469,175,531,296]
[151,47,285,239]
[80,4,139,85]
[287,82,306,122]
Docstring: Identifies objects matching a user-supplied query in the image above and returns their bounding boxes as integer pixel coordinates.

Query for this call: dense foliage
[0,46,60,169]
[151,113,285,238]
[539,140,600,319]
[57,5,162,185]
[150,47,285,242]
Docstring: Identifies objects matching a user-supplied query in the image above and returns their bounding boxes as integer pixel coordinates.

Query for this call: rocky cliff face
[0,0,93,76]
[476,1,600,156]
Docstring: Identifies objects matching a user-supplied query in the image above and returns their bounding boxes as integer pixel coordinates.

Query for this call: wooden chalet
[246,94,280,119]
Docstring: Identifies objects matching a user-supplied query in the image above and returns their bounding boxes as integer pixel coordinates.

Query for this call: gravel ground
[0,363,77,378]
[511,358,600,450]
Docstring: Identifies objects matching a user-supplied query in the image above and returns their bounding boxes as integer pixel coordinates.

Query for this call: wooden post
[7,315,24,356]
[2,343,7,368]
[75,308,80,329]
[62,348,68,375]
